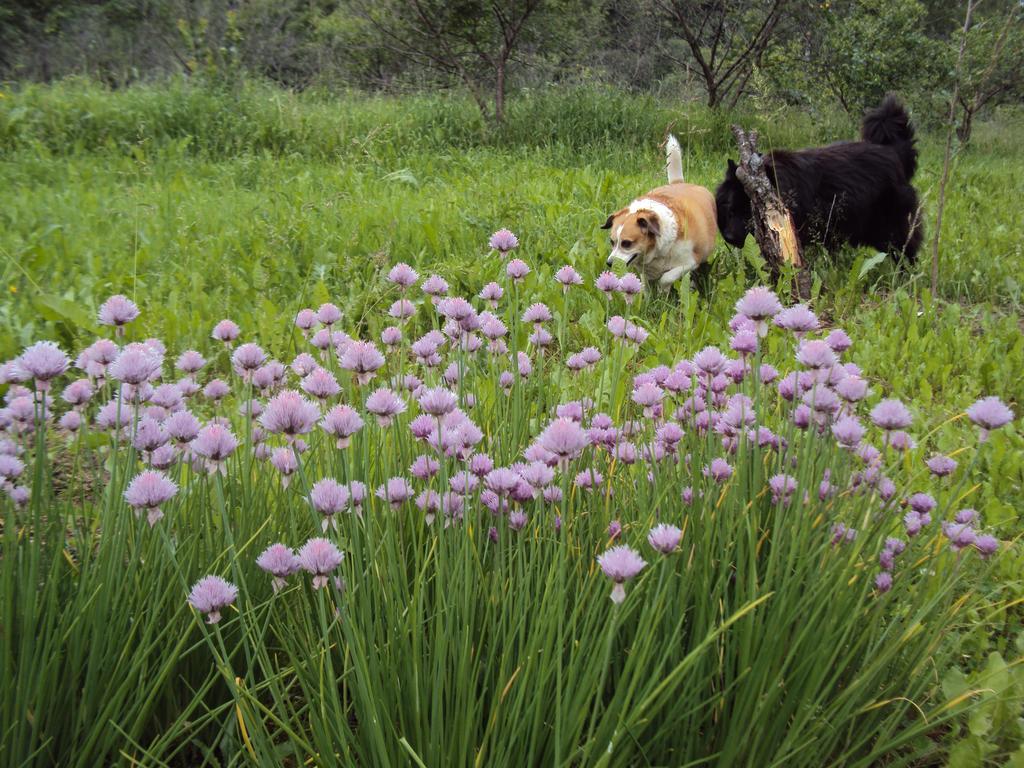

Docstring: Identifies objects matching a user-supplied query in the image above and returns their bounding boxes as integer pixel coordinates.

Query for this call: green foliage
[811,0,947,113]
[0,84,1021,764]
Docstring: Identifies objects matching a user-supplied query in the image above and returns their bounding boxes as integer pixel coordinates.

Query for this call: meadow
[0,81,1022,765]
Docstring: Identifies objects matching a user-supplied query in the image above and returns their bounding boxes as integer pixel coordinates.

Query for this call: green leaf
[858,251,887,279]
[33,293,97,334]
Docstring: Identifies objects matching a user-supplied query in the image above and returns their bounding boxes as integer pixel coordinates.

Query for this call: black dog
[715,95,922,262]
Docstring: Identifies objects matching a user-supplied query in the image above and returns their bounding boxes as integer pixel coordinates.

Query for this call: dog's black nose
[605,257,613,267]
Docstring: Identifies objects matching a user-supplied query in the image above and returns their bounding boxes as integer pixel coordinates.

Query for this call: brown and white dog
[602,136,717,289]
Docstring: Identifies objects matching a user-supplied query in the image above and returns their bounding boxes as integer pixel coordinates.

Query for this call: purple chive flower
[730,330,758,356]
[211,319,241,344]
[388,262,419,289]
[98,295,140,330]
[870,399,913,431]
[796,339,837,369]
[973,535,999,559]
[270,447,298,487]
[59,411,82,432]
[903,511,924,537]
[418,386,458,416]
[260,390,320,438]
[832,416,865,448]
[618,273,643,301]
[632,382,664,416]
[191,424,239,473]
[830,523,856,545]
[133,417,169,454]
[489,228,519,254]
[758,364,779,385]
[150,383,183,410]
[109,348,161,385]
[340,341,386,386]
[62,378,94,407]
[768,474,798,504]
[122,469,177,526]
[706,458,733,483]
[365,388,406,427]
[624,322,648,346]
[231,343,267,380]
[574,469,603,491]
[926,455,957,477]
[506,258,530,281]
[297,538,345,589]
[522,303,552,325]
[954,508,979,525]
[597,545,647,604]
[555,265,583,289]
[943,522,977,552]
[164,410,201,444]
[199,380,229,403]
[648,524,683,554]
[310,478,349,529]
[735,287,782,331]
[836,375,869,402]
[422,274,449,298]
[295,309,317,333]
[410,454,440,480]
[538,417,589,462]
[188,575,238,624]
[595,271,621,294]
[874,572,893,594]
[913,493,937,518]
[177,352,208,378]
[825,329,852,352]
[479,281,503,306]
[773,304,819,335]
[316,303,342,326]
[508,510,528,531]
[889,430,915,451]
[607,520,623,541]
[693,347,728,377]
[18,341,70,388]
[0,455,25,483]
[299,368,339,401]
[256,543,300,592]
[387,296,415,321]
[376,477,414,508]
[966,396,1014,441]
[483,467,519,496]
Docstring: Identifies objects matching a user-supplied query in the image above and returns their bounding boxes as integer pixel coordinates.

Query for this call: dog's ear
[726,159,737,179]
[601,208,626,229]
[637,215,660,238]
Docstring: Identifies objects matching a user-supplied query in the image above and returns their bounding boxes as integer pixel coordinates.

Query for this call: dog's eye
[621,240,632,249]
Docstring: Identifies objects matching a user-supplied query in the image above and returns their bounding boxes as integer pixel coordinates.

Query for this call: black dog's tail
[862,94,917,179]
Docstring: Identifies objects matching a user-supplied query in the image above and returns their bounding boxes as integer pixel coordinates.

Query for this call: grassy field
[1,81,1022,765]
[2,82,1021,515]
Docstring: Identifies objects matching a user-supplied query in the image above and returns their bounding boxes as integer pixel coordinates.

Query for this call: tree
[807,0,944,113]
[653,0,795,108]
[955,1,1024,144]
[340,0,587,123]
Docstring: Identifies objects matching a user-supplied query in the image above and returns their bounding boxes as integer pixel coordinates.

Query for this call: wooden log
[730,124,810,298]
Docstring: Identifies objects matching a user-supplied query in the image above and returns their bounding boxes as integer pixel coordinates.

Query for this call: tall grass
[2,254,1018,764]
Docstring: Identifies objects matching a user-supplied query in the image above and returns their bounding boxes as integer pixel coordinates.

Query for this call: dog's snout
[605,256,614,267]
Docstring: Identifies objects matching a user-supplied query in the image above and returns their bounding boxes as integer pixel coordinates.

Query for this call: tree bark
[931,0,977,297]
[730,124,809,299]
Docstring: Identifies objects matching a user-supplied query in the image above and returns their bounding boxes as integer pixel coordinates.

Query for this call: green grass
[0,80,1022,764]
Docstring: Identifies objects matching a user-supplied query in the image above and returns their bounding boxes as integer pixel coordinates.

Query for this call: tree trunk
[730,124,810,299]
[956,106,974,145]
[495,58,506,124]
[931,0,977,297]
